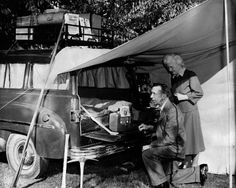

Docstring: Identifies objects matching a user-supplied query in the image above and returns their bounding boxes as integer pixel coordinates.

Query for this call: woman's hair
[163,54,185,67]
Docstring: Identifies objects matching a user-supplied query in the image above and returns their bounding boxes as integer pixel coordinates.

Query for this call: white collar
[178,67,186,77]
[172,67,186,78]
[160,98,168,111]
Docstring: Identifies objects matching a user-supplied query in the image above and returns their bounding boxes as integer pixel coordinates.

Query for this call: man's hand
[138,123,148,131]
[138,123,153,132]
[174,93,188,101]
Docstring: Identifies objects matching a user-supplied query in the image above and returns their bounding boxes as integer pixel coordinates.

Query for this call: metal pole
[61,134,70,188]
[79,160,85,188]
[10,21,65,188]
[224,1,232,188]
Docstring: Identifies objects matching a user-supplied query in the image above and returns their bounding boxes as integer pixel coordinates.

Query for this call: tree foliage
[0,1,13,48]
[0,0,206,49]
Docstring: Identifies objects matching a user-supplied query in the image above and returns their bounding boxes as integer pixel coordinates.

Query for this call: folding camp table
[61,130,142,188]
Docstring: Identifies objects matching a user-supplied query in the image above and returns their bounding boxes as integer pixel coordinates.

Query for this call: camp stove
[109,106,132,132]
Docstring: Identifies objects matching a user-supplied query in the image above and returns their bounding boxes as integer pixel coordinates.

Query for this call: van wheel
[6,134,48,179]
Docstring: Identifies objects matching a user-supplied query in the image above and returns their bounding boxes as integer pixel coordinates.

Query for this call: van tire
[6,134,48,179]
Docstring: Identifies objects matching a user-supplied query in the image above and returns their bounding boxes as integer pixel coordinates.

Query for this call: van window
[32,64,49,89]
[10,64,26,88]
[0,63,69,90]
[0,64,6,87]
[78,66,130,88]
[0,64,25,88]
[33,64,69,90]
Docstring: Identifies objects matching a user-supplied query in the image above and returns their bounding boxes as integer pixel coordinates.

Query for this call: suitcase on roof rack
[37,12,65,25]
[16,15,37,27]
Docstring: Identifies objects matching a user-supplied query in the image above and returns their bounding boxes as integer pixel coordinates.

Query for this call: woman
[162,54,205,168]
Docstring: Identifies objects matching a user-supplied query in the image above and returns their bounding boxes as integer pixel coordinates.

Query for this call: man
[139,84,208,188]
[162,54,205,168]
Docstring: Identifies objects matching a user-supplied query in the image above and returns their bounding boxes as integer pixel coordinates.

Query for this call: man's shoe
[119,161,135,173]
[153,182,169,188]
[200,164,208,186]
[153,186,163,188]
[162,181,169,188]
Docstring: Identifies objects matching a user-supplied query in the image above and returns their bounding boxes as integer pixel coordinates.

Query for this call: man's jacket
[151,98,186,159]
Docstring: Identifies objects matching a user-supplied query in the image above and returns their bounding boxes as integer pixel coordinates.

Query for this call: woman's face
[164,57,182,77]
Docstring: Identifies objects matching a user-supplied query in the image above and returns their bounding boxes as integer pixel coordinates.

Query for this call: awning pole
[10,21,65,188]
[224,1,232,188]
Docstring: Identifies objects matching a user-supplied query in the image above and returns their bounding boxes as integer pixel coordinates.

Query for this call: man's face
[150,86,164,107]
[164,56,182,76]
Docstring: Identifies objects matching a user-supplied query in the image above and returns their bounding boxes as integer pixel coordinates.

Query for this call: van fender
[0,103,67,159]
[35,108,67,159]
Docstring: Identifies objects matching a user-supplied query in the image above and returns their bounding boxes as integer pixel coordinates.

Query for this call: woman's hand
[174,93,188,101]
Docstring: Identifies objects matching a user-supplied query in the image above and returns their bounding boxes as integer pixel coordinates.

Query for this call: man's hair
[152,83,171,97]
[162,54,185,67]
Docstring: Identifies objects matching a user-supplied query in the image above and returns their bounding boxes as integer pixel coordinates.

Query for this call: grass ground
[0,152,232,188]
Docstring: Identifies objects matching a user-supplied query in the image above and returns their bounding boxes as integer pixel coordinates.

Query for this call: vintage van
[0,10,148,178]
[0,46,146,179]
[0,10,150,179]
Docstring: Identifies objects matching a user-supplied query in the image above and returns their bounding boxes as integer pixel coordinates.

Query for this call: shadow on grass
[46,147,144,178]
[1,147,145,188]
[1,150,230,188]
[0,152,8,163]
[20,178,47,188]
[43,148,147,188]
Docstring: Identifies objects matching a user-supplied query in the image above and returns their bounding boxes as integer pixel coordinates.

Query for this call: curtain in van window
[5,64,10,88]
[9,64,25,88]
[0,64,6,87]
[33,64,50,89]
[53,72,70,90]
[78,66,130,88]
[1,64,11,88]
[33,64,69,90]
[0,64,25,88]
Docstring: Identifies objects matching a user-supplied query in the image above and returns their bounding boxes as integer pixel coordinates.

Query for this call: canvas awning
[55,0,236,175]
[61,0,236,82]
[48,47,111,88]
[52,47,110,76]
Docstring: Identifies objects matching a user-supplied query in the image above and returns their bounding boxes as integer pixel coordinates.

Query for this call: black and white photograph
[0,0,235,187]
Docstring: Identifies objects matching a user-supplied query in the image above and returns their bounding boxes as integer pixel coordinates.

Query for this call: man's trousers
[142,147,201,187]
